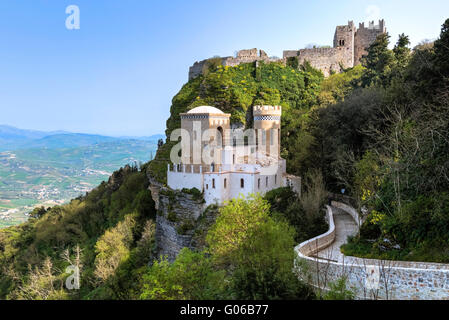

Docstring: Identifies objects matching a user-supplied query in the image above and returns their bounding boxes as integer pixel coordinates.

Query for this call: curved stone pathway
[315,207,358,263]
[315,206,449,270]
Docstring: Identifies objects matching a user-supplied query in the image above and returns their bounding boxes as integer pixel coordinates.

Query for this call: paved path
[313,206,449,270]
[315,207,358,263]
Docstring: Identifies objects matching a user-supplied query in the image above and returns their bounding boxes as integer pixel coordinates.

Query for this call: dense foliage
[303,19,449,262]
[140,195,315,300]
[0,164,157,299]
[1,17,448,301]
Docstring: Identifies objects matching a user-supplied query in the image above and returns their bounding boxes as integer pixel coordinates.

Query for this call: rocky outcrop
[147,171,219,261]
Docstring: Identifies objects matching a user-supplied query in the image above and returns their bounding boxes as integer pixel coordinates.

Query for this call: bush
[206,194,315,300]
[323,277,355,300]
[140,248,229,300]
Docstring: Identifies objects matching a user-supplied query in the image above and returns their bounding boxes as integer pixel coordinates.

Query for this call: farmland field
[0,139,158,228]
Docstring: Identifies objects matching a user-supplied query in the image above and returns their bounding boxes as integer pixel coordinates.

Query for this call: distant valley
[0,125,162,228]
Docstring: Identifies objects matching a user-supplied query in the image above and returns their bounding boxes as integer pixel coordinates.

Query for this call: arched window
[275,175,277,185]
[240,178,244,188]
[224,178,227,189]
[212,179,215,189]
[217,127,224,147]
[258,178,260,189]
[278,129,280,147]
[266,176,268,187]
[233,154,235,164]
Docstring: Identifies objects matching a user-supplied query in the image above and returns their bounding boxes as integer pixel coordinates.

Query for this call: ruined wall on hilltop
[354,20,386,65]
[188,20,387,79]
[188,48,279,80]
[284,47,353,77]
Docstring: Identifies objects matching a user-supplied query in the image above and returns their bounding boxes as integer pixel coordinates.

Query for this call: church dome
[187,106,224,114]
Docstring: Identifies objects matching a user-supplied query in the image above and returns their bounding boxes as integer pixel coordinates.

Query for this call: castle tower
[180,106,231,167]
[354,19,387,65]
[333,21,356,68]
[253,105,282,158]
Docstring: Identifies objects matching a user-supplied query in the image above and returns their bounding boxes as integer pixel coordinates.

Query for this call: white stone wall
[203,172,230,205]
[167,170,203,191]
[229,172,256,200]
[331,200,364,228]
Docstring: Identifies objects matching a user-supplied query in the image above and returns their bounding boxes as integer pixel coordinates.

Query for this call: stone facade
[167,105,288,206]
[189,19,386,79]
[354,20,386,65]
[284,20,386,76]
[189,49,277,80]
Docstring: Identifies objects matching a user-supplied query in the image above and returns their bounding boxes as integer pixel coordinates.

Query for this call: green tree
[392,33,411,78]
[206,195,315,300]
[433,18,449,80]
[140,248,228,300]
[323,277,355,300]
[206,195,270,265]
[94,214,136,283]
[361,33,395,88]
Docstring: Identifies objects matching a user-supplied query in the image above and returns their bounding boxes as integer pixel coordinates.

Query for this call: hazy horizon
[0,123,164,138]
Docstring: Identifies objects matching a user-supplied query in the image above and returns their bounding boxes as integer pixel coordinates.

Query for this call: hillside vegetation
[0,17,448,300]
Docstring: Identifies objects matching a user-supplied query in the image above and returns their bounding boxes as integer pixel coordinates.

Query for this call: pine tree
[393,33,411,71]
[433,18,449,80]
[360,33,395,88]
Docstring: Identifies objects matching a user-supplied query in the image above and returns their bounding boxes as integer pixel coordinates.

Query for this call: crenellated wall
[354,20,386,65]
[189,20,387,80]
[188,49,277,80]
[295,47,353,77]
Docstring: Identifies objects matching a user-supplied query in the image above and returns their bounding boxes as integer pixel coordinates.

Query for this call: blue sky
[0,0,447,136]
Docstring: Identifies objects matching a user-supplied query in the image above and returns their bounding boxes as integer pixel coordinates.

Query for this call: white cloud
[365,5,381,23]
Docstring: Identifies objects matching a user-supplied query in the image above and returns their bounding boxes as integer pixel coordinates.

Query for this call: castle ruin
[188,19,386,79]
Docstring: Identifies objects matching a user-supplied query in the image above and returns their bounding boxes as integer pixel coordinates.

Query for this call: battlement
[188,48,277,80]
[188,19,386,80]
[358,19,386,32]
[236,48,268,59]
[253,105,282,116]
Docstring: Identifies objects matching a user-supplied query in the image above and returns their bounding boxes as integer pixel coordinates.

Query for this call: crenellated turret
[253,106,282,158]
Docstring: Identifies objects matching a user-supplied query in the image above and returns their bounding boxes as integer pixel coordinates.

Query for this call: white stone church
[167,105,299,205]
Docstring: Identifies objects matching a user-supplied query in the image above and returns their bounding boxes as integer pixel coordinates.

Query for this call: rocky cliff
[147,172,219,261]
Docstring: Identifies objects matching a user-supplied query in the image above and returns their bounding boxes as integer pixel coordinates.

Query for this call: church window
[212,179,215,189]
[240,178,244,188]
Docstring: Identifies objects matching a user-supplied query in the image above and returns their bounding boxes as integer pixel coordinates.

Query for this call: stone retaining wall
[297,206,335,256]
[331,200,364,227]
[295,203,449,300]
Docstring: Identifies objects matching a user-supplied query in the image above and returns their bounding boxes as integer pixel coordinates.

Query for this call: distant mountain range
[0,125,164,151]
[0,125,163,228]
